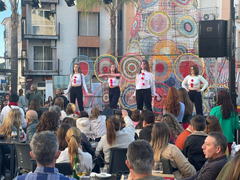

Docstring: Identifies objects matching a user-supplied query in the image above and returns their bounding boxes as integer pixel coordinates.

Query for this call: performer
[131,60,160,111]
[182,65,208,115]
[64,64,92,111]
[99,64,121,109]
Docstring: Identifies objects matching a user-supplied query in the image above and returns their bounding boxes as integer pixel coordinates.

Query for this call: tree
[9,0,19,94]
[77,0,137,56]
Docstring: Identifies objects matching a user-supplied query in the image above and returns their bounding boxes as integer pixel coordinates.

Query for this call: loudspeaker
[101,108,132,118]
[199,20,227,58]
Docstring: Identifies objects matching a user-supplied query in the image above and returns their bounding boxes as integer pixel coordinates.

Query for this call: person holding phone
[99,64,121,109]
[131,60,160,111]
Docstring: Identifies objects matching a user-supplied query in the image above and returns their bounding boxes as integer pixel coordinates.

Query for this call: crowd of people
[0,63,239,180]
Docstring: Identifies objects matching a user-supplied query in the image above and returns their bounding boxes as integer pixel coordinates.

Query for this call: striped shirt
[14,167,76,180]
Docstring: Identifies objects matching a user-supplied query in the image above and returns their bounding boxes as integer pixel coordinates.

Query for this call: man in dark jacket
[181,132,228,180]
[138,110,155,142]
[52,88,69,109]
[25,110,39,143]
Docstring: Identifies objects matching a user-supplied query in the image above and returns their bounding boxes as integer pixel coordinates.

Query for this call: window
[32,9,56,35]
[79,12,99,36]
[34,46,53,70]
[78,47,99,58]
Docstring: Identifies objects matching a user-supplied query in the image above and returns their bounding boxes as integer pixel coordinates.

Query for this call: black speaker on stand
[199,20,227,58]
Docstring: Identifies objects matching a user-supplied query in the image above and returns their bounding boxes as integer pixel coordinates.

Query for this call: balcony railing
[199,7,218,21]
[23,21,60,40]
[23,0,58,4]
[23,58,59,76]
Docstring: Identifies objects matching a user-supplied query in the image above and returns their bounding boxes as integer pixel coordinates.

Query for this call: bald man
[26,110,39,143]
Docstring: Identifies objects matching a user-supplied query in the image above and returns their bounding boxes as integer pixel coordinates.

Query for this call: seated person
[14,131,75,180]
[76,111,91,134]
[180,132,228,180]
[56,127,92,175]
[183,115,208,171]
[126,140,165,180]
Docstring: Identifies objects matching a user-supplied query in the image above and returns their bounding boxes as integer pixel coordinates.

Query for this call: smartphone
[113,109,122,115]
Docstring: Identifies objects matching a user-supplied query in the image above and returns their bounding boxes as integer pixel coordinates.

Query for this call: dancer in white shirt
[131,60,160,111]
[99,64,121,108]
[64,64,92,111]
[182,65,208,115]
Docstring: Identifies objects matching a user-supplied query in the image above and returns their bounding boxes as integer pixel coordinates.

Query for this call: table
[0,137,20,180]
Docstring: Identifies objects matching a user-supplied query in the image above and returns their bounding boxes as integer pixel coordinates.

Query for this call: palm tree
[77,0,136,56]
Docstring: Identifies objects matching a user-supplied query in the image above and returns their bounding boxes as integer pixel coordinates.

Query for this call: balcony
[22,58,59,76]
[199,7,218,21]
[4,30,8,39]
[22,21,60,40]
[23,0,58,4]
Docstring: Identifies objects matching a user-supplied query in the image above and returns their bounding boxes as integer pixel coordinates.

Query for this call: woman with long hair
[66,103,79,119]
[56,123,71,151]
[36,111,58,133]
[177,87,193,129]
[18,89,27,110]
[151,122,196,179]
[48,96,53,105]
[99,64,121,108]
[182,65,208,115]
[28,99,43,119]
[0,108,22,138]
[89,108,106,140]
[131,60,160,111]
[204,115,223,134]
[210,90,239,153]
[162,113,183,143]
[64,63,92,111]
[0,98,7,113]
[56,127,92,175]
[95,109,135,166]
[164,87,185,123]
[54,97,67,120]
[4,93,10,104]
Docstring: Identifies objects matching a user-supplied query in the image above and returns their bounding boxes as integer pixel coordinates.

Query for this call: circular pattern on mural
[141,0,159,8]
[174,53,204,82]
[141,36,160,55]
[176,15,197,38]
[131,13,141,37]
[93,83,110,111]
[82,85,93,110]
[193,38,198,54]
[94,54,118,83]
[148,52,173,82]
[173,0,193,8]
[147,11,171,35]
[119,83,137,110]
[129,33,140,44]
[177,42,188,54]
[161,0,183,15]
[70,55,94,83]
[203,84,229,113]
[127,40,141,54]
[153,82,169,114]
[119,53,143,82]
[205,58,236,85]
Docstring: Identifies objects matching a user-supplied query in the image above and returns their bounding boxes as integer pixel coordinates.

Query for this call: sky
[0,1,21,58]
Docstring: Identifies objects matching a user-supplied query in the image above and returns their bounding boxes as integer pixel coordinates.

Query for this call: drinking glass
[11,131,17,139]
[75,163,85,179]
[153,162,163,174]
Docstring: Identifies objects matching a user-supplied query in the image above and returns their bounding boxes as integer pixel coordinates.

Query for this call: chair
[31,160,72,175]
[160,158,173,174]
[14,142,32,175]
[108,148,129,174]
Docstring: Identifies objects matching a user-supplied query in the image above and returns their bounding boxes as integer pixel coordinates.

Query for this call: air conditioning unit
[201,13,216,21]
[51,40,56,48]
[50,4,56,13]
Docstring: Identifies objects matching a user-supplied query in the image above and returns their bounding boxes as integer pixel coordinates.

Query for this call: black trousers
[109,86,120,109]
[188,90,203,115]
[136,88,152,111]
[70,86,84,111]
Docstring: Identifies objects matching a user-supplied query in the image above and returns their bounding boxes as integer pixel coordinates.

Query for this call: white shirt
[182,75,208,92]
[108,77,119,87]
[76,117,91,134]
[134,70,156,95]
[66,73,88,93]
[56,147,92,175]
[0,105,27,128]
[90,115,106,138]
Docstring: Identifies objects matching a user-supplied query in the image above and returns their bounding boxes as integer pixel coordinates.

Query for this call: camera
[113,109,122,116]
